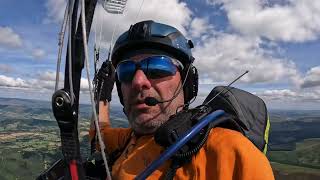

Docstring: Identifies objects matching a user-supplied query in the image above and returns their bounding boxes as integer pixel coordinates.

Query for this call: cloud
[0,27,23,48]
[0,26,47,61]
[193,84,320,109]
[44,0,192,34]
[43,0,202,55]
[0,75,30,88]
[38,71,61,81]
[255,88,320,103]
[256,89,298,101]
[41,0,311,90]
[0,71,95,93]
[188,17,214,39]
[32,48,46,59]
[207,0,320,42]
[0,75,58,91]
[301,66,320,88]
[193,33,301,85]
[91,0,193,48]
[0,64,14,73]
[44,0,67,24]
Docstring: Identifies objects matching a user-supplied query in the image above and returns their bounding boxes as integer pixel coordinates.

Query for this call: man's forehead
[122,49,175,60]
[130,54,154,61]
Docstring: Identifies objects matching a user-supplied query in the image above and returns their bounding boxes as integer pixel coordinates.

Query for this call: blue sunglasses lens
[141,56,177,79]
[117,61,136,82]
[117,56,178,83]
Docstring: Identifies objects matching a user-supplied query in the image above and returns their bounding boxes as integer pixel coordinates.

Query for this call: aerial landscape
[0,97,319,179]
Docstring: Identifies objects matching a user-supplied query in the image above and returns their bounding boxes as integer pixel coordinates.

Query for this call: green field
[268,138,320,169]
[0,130,90,180]
[268,138,320,179]
[271,162,320,180]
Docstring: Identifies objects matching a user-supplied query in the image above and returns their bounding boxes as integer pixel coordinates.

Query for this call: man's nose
[131,69,152,91]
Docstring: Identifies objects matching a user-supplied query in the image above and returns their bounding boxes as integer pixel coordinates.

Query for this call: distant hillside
[0,97,128,179]
[269,109,320,122]
[268,139,320,168]
[272,162,320,180]
[0,97,320,179]
[0,97,127,122]
[268,109,320,151]
[0,97,50,109]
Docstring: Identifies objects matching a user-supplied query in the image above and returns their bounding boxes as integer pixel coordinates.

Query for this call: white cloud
[41,0,314,91]
[0,75,30,88]
[193,33,301,85]
[256,88,320,103]
[43,0,198,55]
[193,85,320,109]
[38,71,60,81]
[188,17,214,39]
[0,27,23,48]
[0,71,94,93]
[44,0,67,24]
[80,78,90,91]
[207,0,320,42]
[95,0,301,86]
[256,89,298,100]
[91,0,192,48]
[301,66,320,88]
[0,72,57,91]
[32,48,46,59]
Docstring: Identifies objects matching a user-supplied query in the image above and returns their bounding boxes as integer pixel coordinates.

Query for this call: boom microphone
[144,96,177,106]
[144,82,185,106]
[144,97,160,106]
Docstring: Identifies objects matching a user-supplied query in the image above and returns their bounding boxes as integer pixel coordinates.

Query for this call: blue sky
[0,0,319,110]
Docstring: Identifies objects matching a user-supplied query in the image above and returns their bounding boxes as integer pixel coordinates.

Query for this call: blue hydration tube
[135,109,225,180]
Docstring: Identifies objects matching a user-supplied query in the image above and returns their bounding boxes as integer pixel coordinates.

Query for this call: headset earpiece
[182,64,198,105]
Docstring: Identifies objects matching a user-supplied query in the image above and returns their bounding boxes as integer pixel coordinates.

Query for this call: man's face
[120,54,185,135]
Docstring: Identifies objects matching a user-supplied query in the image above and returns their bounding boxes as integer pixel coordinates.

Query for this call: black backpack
[203,86,270,153]
[154,86,270,179]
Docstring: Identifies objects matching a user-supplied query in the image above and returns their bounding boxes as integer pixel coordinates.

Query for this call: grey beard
[128,103,177,135]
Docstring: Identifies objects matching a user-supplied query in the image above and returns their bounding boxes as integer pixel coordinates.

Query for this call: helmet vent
[128,21,152,40]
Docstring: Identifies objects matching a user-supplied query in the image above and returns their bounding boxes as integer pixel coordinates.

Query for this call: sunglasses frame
[116,55,183,83]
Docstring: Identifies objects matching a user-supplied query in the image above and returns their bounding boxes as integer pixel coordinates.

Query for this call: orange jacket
[90,127,274,180]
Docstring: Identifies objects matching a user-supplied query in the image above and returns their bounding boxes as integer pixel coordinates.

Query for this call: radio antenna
[204,70,249,106]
